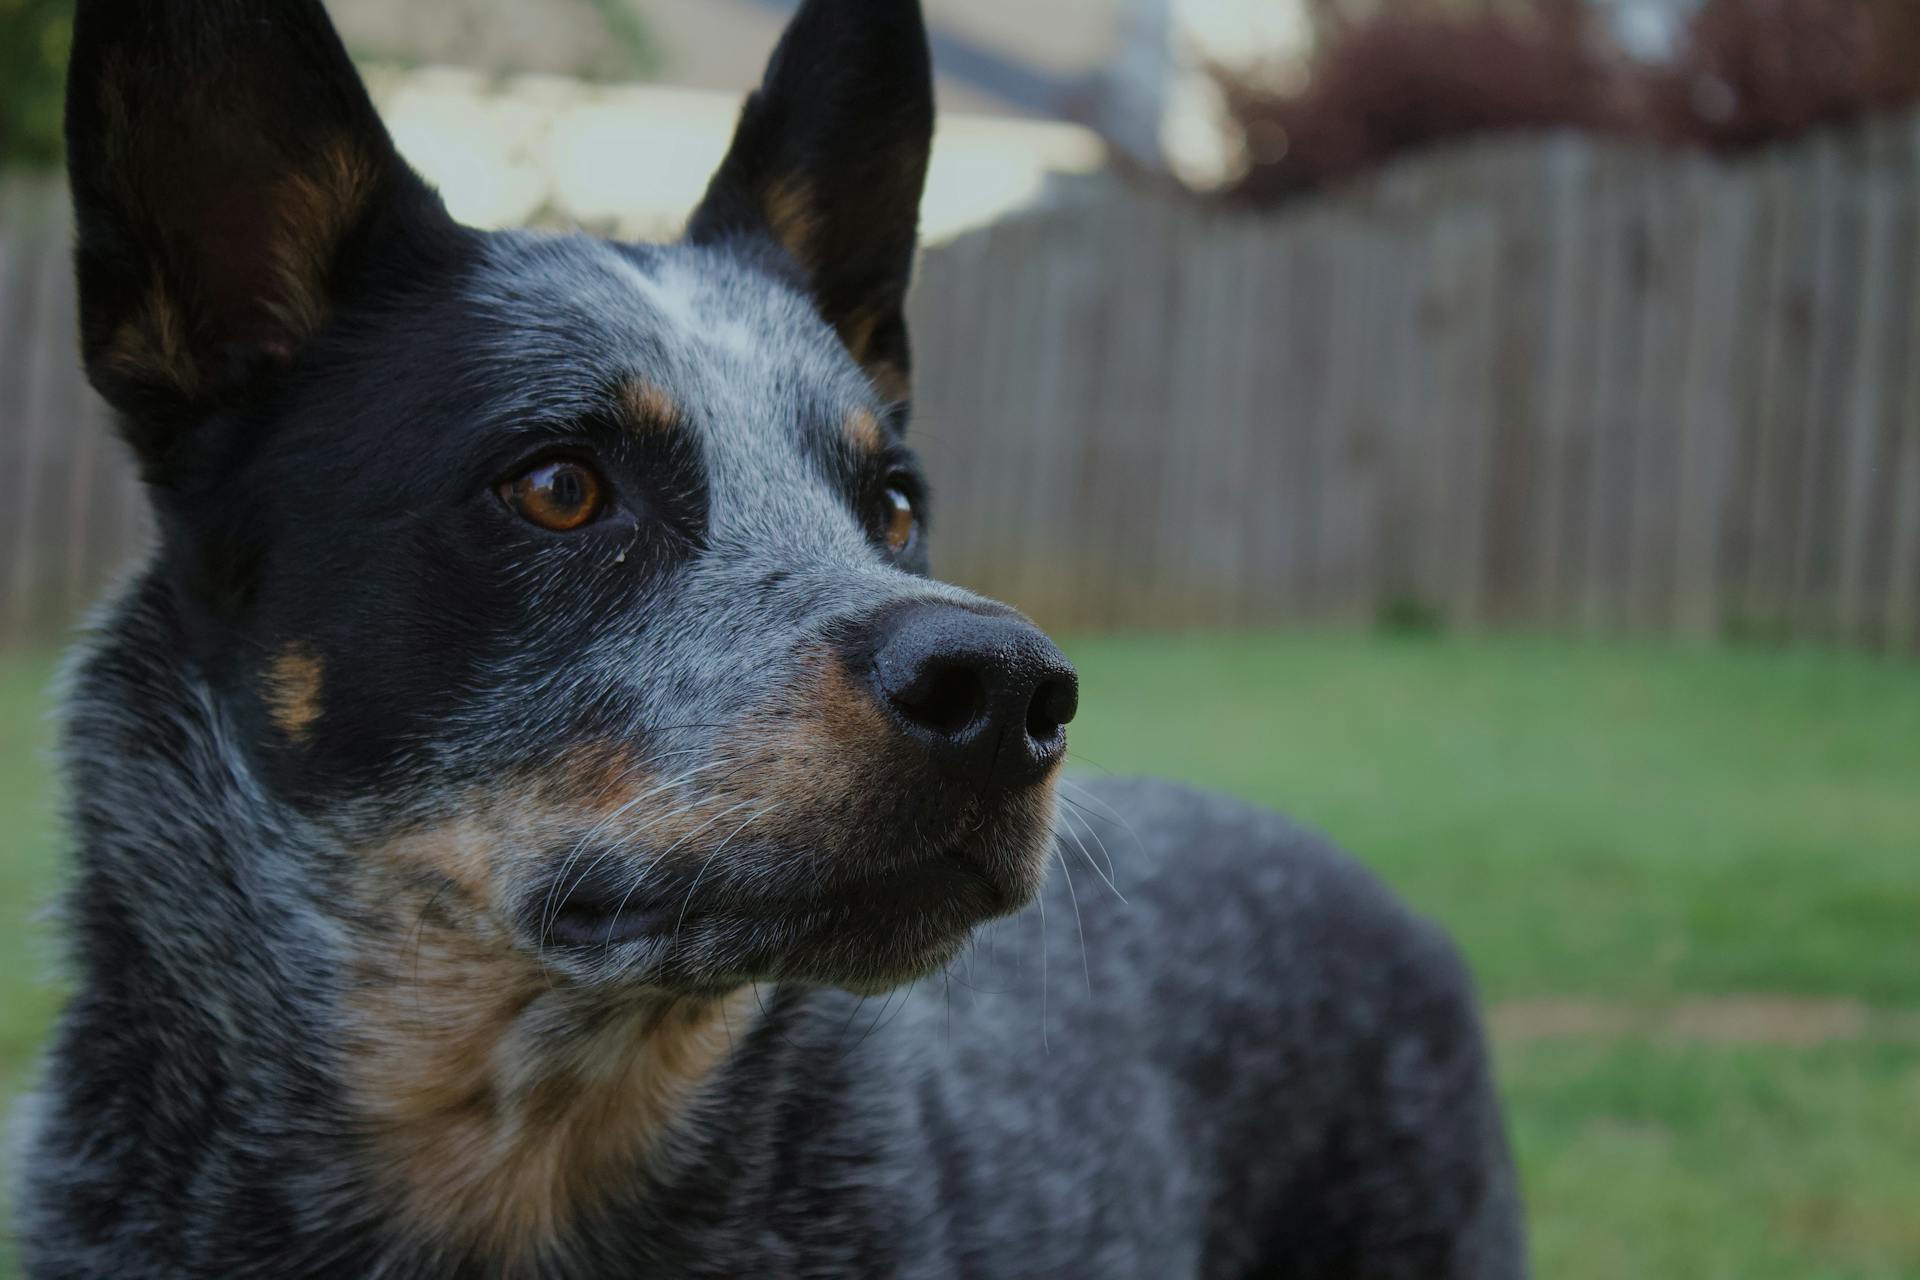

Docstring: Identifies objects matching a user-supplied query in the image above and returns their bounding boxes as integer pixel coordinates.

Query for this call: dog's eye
[879,485,917,556]
[499,460,606,532]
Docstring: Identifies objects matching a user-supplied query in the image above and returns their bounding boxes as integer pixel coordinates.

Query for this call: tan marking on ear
[618,378,682,432]
[865,359,912,408]
[265,140,381,342]
[262,643,324,743]
[94,140,378,393]
[844,407,883,453]
[838,307,883,365]
[763,176,820,271]
[346,770,754,1259]
[103,284,201,396]
[832,307,910,404]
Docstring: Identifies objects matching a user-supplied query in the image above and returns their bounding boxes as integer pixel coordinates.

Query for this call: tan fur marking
[351,909,748,1258]
[348,775,752,1259]
[103,285,200,396]
[763,176,821,271]
[711,656,897,842]
[262,643,324,743]
[347,908,748,1258]
[265,140,380,344]
[96,138,377,392]
[865,359,912,407]
[833,306,909,403]
[844,407,883,453]
[838,308,883,365]
[619,378,682,431]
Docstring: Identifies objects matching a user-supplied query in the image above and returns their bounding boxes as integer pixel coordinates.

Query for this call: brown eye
[880,485,917,555]
[499,460,606,531]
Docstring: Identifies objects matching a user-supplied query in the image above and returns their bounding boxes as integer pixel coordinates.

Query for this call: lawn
[2,632,1917,1277]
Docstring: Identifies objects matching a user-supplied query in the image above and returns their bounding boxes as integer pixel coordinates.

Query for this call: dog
[13,1,1527,1275]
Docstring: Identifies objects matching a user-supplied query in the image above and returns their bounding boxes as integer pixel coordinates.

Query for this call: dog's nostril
[890,660,986,738]
[1026,673,1078,744]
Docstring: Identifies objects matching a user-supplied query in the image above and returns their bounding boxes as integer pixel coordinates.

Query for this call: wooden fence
[910,119,1920,647]
[0,178,149,645]
[6,115,1920,649]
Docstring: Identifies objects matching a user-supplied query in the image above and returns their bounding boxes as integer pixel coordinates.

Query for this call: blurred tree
[0,0,73,170]
[1218,0,1631,203]
[1216,0,1920,205]
[1648,0,1920,149]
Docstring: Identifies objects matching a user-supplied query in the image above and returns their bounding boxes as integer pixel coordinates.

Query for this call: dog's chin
[696,836,1045,995]
[533,822,1054,996]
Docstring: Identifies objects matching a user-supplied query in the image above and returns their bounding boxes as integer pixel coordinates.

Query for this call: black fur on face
[65,0,1065,996]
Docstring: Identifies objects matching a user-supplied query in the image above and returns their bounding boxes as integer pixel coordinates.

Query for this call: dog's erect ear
[65,0,448,469]
[688,0,934,408]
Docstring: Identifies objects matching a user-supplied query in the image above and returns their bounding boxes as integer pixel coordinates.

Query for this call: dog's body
[15,1,1526,1275]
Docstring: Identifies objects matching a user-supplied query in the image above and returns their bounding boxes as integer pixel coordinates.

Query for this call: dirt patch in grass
[1492,996,1920,1047]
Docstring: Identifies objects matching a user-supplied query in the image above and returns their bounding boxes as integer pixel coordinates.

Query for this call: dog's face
[66,0,1075,995]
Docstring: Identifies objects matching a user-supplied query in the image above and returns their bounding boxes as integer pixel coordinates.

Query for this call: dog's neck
[336,861,757,1256]
[49,578,767,1267]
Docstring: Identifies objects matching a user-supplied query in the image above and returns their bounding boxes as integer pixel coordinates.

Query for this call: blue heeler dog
[13,0,1528,1275]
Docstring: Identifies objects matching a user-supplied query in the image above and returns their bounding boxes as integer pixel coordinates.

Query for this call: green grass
[2,632,1918,1277]
[1064,631,1920,1006]
[0,650,62,1108]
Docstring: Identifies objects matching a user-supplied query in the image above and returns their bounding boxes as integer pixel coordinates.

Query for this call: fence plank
[1672,173,1751,640]
[1792,137,1862,640]
[1885,123,1920,653]
[1582,157,1645,633]
[1740,150,1818,640]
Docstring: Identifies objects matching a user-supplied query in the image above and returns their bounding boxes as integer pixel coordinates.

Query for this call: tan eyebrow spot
[619,378,681,431]
[844,407,883,453]
[262,643,324,743]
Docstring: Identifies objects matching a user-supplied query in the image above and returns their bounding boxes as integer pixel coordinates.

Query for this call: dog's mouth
[527,820,1048,990]
[543,849,1004,945]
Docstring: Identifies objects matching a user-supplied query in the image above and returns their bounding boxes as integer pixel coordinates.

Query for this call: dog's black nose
[868,604,1078,788]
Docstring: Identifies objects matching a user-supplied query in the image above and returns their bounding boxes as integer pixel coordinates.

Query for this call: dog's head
[66,0,1076,996]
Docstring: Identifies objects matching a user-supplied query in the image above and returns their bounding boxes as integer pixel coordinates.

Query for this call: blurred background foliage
[1217,0,1920,201]
[0,0,73,169]
[0,0,661,172]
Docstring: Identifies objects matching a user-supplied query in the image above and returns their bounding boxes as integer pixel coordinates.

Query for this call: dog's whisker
[1060,782,1144,870]
[850,985,903,1056]
[541,757,731,933]
[1058,779,1144,847]
[1056,805,1127,905]
[588,796,760,953]
[558,750,766,914]
[1055,844,1092,998]
[668,804,773,949]
[1034,861,1050,1055]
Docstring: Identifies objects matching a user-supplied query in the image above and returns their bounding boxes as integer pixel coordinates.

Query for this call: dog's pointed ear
[65,0,449,471]
[688,0,934,409]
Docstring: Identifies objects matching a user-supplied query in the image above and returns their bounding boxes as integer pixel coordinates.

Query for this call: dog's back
[16,1,1526,1275]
